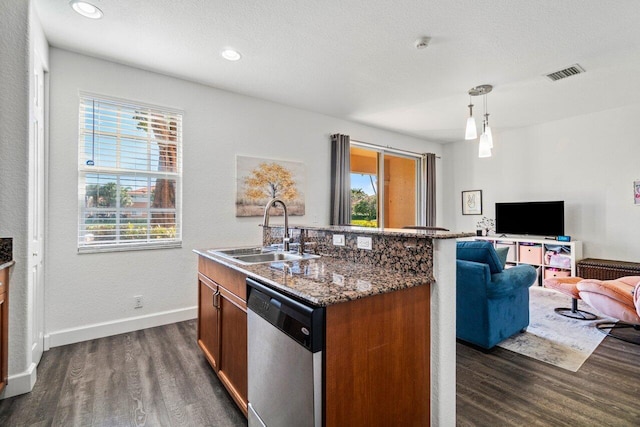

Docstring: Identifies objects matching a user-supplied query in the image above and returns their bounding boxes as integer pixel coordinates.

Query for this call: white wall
[0,0,52,398]
[444,103,640,261]
[46,48,444,343]
[0,0,30,391]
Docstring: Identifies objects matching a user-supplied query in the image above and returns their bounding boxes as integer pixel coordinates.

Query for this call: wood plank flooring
[1,319,638,426]
[0,320,246,427]
[457,336,640,426]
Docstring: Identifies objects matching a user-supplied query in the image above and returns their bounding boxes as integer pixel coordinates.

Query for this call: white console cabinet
[475,236,582,284]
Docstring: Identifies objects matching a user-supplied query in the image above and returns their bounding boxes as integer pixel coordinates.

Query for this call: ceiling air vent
[544,64,585,82]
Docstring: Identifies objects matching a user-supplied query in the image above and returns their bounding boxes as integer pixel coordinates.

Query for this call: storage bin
[519,244,542,265]
[548,254,571,268]
[544,268,571,279]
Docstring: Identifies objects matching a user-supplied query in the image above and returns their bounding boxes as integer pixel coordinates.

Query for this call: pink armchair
[577,276,640,345]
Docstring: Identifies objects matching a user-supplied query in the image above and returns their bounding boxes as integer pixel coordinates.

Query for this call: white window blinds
[78,94,183,252]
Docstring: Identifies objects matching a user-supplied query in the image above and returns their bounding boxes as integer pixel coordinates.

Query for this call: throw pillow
[495,247,509,268]
[456,241,504,274]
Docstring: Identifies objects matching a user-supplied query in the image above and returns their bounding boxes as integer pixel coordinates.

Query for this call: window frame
[77,92,183,253]
[350,141,425,228]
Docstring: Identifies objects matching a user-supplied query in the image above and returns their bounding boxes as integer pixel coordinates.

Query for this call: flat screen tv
[495,201,564,236]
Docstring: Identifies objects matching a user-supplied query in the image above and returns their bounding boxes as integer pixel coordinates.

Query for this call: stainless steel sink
[235,252,304,264]
[209,247,319,265]
[209,247,271,257]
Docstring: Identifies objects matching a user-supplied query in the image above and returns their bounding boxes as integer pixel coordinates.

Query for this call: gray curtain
[425,153,436,226]
[330,134,351,225]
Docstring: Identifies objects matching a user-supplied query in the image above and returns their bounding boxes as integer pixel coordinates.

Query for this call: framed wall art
[236,155,306,217]
[462,190,482,215]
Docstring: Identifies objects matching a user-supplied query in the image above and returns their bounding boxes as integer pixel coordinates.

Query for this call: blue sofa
[456,241,537,349]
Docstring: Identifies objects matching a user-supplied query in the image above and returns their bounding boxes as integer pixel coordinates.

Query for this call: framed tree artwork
[236,155,306,217]
[462,190,482,215]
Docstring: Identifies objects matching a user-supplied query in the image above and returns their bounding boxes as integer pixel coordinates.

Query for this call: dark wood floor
[0,320,246,427]
[457,336,640,426]
[1,320,639,426]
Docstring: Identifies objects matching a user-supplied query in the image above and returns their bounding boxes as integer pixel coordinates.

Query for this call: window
[350,143,423,228]
[77,94,182,252]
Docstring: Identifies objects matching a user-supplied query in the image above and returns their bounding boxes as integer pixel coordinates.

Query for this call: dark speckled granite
[195,248,431,307]
[263,225,471,275]
[197,226,471,307]
[0,238,12,265]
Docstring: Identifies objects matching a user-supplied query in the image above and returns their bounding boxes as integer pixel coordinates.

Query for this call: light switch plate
[357,236,372,250]
[333,234,345,246]
[332,273,344,286]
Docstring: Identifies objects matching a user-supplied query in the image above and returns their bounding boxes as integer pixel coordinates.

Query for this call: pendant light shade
[484,124,493,148]
[478,133,492,158]
[465,116,477,140]
[464,98,477,140]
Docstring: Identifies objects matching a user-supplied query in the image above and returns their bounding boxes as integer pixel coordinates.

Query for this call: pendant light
[465,84,493,157]
[478,131,492,158]
[482,93,494,150]
[464,96,477,140]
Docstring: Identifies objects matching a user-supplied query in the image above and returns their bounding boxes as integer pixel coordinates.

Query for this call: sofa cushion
[495,247,509,268]
[456,241,504,274]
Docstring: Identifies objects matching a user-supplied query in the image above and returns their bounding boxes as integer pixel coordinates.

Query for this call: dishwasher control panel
[247,278,324,352]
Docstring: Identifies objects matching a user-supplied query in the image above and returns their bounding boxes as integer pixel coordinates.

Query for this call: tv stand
[475,236,582,285]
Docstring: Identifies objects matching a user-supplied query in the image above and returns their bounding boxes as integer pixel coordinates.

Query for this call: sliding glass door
[350,144,423,228]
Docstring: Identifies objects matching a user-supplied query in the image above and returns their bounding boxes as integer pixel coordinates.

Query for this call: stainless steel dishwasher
[246,278,324,427]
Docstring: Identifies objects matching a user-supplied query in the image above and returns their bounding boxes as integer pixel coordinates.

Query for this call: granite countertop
[0,260,15,271]
[194,248,433,307]
[290,224,474,240]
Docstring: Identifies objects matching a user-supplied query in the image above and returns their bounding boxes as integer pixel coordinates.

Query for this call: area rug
[497,285,615,372]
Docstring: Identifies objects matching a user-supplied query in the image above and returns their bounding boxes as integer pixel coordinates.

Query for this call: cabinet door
[197,275,220,371]
[0,292,6,393]
[0,267,8,394]
[218,286,248,415]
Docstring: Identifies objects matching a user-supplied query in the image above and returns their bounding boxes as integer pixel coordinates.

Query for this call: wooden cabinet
[198,274,220,370]
[197,257,248,416]
[0,262,12,394]
[325,284,430,426]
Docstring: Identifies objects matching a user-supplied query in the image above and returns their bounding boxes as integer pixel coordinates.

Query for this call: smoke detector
[415,37,431,49]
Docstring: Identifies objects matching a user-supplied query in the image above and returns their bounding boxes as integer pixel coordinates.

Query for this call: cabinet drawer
[544,268,571,279]
[199,257,247,300]
[519,245,542,265]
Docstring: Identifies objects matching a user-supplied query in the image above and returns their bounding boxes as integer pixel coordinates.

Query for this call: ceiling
[34,0,640,143]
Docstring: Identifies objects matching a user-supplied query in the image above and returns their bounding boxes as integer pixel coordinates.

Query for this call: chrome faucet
[263,198,290,251]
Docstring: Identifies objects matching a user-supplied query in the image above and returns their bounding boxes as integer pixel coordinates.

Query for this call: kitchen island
[195,225,471,426]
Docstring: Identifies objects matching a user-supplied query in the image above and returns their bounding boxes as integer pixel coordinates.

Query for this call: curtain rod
[350,139,441,158]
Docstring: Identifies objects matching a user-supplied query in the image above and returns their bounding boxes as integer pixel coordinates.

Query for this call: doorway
[29,50,47,366]
[350,144,423,228]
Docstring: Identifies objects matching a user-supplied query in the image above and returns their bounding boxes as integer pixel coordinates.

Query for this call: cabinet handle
[213,289,221,309]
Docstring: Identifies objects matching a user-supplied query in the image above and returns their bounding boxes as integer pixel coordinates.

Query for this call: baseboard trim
[47,306,197,349]
[1,363,37,399]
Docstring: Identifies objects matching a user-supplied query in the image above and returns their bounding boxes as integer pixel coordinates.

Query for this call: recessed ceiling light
[221,49,242,61]
[69,0,103,19]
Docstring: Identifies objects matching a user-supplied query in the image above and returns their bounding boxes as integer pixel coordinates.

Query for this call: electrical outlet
[332,234,345,246]
[332,273,344,286]
[357,236,372,250]
[134,295,143,309]
[357,279,372,291]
